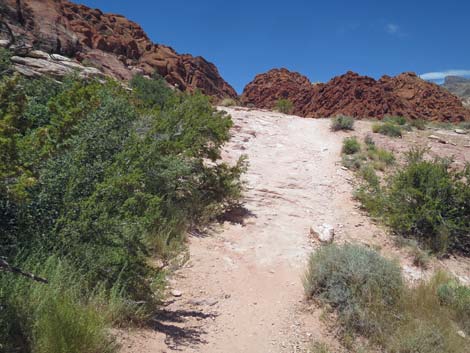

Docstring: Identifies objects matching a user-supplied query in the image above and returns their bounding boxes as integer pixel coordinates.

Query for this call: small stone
[455,129,467,134]
[170,289,182,297]
[457,330,466,338]
[310,223,335,243]
[428,135,447,144]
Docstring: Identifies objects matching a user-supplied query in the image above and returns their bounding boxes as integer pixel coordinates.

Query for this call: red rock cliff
[1,0,237,98]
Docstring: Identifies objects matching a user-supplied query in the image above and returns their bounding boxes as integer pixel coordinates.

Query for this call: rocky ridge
[242,69,470,121]
[443,76,470,107]
[1,0,236,98]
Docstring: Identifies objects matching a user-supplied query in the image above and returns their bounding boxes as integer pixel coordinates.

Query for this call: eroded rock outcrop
[1,0,236,98]
[242,69,470,121]
[240,68,314,115]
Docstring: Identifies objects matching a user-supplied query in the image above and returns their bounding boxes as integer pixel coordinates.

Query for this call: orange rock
[2,0,237,99]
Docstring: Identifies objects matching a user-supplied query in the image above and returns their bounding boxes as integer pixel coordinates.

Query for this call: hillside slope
[1,0,237,98]
[443,76,470,107]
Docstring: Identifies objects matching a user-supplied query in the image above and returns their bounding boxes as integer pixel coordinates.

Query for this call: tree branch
[0,258,49,284]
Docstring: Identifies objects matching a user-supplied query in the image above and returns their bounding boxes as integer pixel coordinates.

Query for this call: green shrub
[309,341,332,353]
[342,152,367,170]
[219,97,238,107]
[342,137,361,155]
[359,164,380,187]
[438,280,470,334]
[411,245,431,269]
[385,151,470,254]
[0,71,246,351]
[367,147,395,168]
[384,115,407,126]
[0,47,12,77]
[364,134,375,148]
[304,244,404,340]
[275,98,293,114]
[331,115,354,131]
[387,320,463,353]
[372,122,403,137]
[409,119,427,130]
[0,256,119,353]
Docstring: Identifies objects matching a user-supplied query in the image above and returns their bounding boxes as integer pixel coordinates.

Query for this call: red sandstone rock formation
[240,68,314,114]
[1,0,237,98]
[242,69,470,122]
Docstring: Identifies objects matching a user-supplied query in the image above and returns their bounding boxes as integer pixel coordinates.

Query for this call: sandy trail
[119,107,470,353]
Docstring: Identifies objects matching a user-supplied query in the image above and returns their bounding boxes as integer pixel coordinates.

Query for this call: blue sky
[77,0,470,93]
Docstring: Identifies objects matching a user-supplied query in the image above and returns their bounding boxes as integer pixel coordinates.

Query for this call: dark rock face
[242,69,470,122]
[1,0,237,98]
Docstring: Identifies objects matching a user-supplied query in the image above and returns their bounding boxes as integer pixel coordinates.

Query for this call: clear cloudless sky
[76,0,470,93]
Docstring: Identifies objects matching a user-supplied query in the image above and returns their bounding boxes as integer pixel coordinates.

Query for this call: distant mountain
[443,76,470,107]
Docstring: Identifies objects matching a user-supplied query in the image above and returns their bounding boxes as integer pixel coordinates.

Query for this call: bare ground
[118,107,470,353]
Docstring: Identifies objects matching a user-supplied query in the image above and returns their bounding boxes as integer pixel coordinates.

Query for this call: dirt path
[119,107,470,353]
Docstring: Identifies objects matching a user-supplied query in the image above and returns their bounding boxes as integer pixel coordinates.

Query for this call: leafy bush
[219,97,238,107]
[304,244,404,339]
[331,115,354,131]
[359,164,379,187]
[0,47,12,77]
[357,148,470,255]
[305,246,469,352]
[275,98,293,114]
[0,72,245,351]
[342,137,361,155]
[383,115,407,126]
[438,279,470,334]
[372,122,402,137]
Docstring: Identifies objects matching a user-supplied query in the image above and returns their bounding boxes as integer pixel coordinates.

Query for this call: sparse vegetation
[383,115,407,126]
[331,115,354,131]
[342,137,361,154]
[409,118,427,130]
[219,97,238,107]
[372,122,403,137]
[304,244,404,341]
[275,98,294,113]
[305,245,470,352]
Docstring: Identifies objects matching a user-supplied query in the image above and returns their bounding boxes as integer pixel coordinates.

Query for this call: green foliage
[372,122,403,137]
[0,72,245,352]
[331,115,354,131]
[409,119,427,130]
[342,137,361,154]
[0,48,12,77]
[459,121,470,130]
[304,244,404,340]
[309,341,332,353]
[438,279,470,334]
[275,98,293,114]
[357,148,470,255]
[383,115,407,126]
[130,73,172,109]
[0,256,119,353]
[304,246,469,352]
